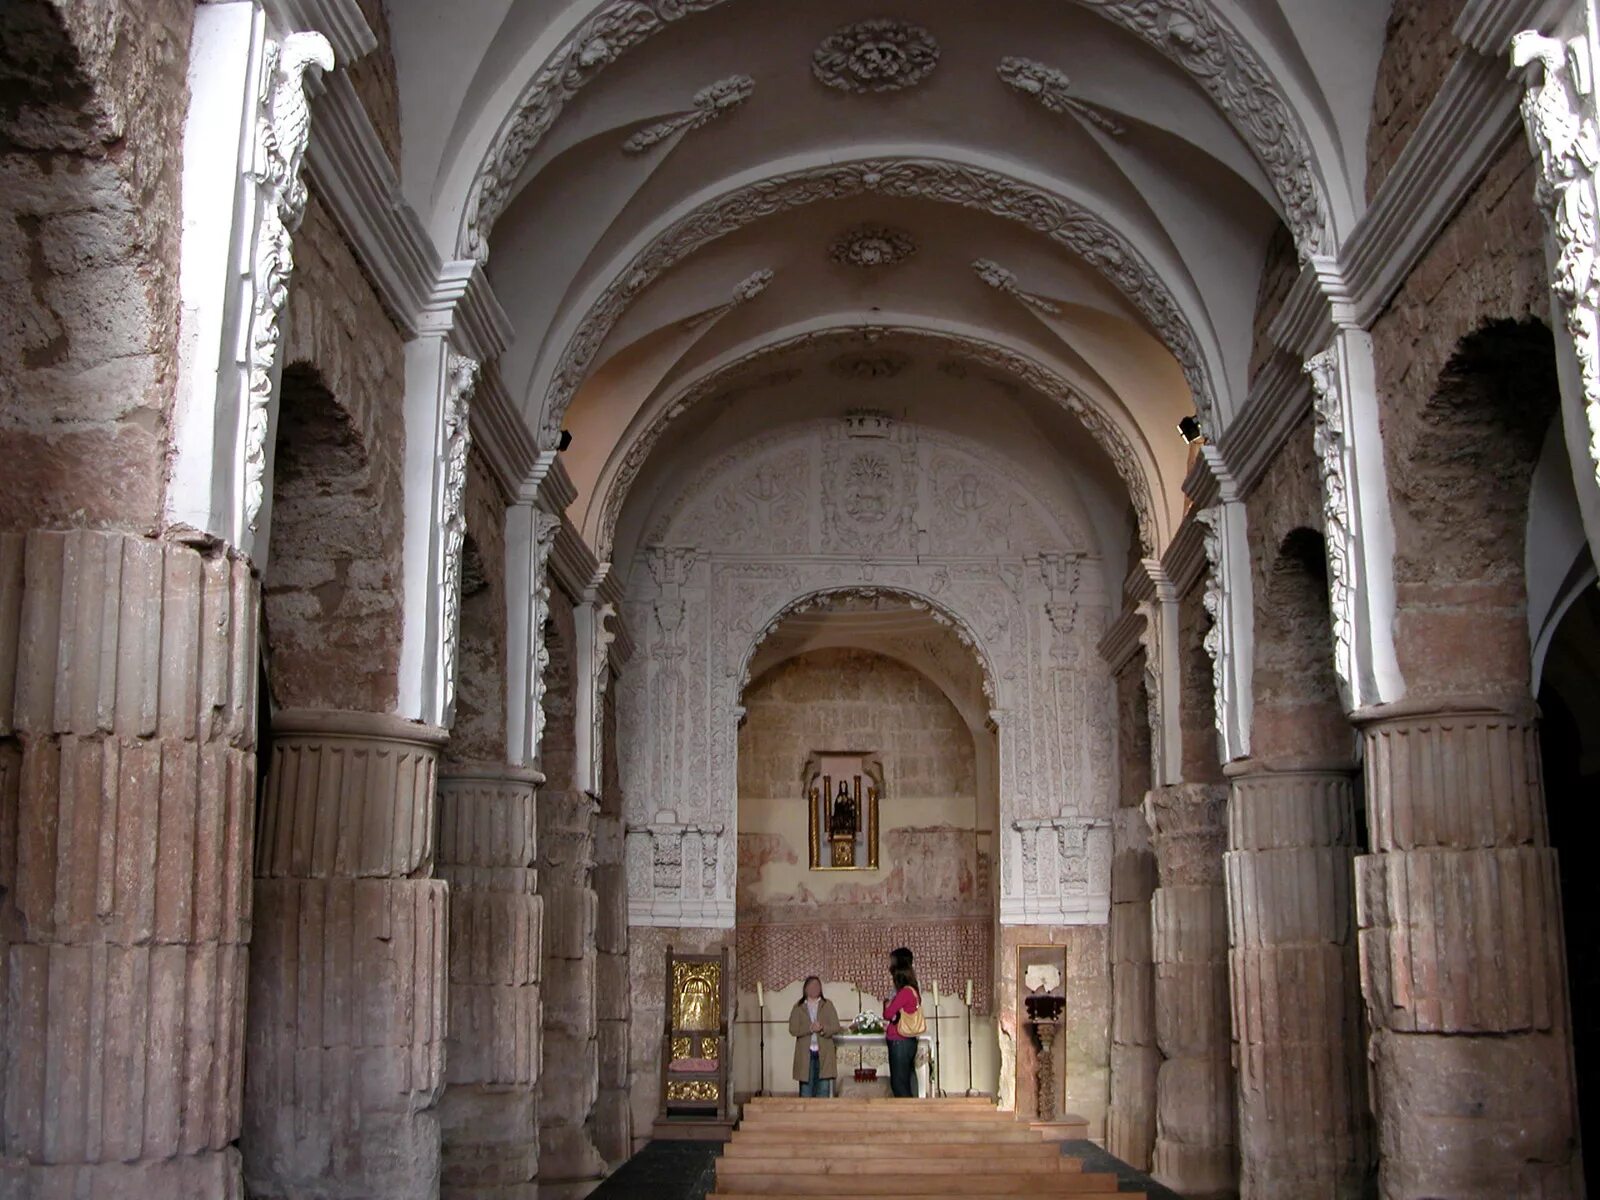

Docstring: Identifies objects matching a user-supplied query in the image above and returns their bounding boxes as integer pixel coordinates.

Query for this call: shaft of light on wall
[965,979,973,1006]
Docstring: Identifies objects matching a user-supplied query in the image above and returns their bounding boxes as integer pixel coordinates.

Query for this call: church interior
[3,1,1600,1197]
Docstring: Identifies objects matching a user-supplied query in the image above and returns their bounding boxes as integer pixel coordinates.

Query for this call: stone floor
[584,1137,1183,1199]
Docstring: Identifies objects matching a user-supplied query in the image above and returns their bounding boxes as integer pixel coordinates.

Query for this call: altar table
[831,1033,934,1099]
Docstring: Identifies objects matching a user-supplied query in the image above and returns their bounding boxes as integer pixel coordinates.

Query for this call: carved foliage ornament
[1514,29,1600,491]
[1304,348,1355,707]
[440,354,480,719]
[243,32,335,531]
[973,258,1062,315]
[813,18,940,94]
[459,0,1324,261]
[544,158,1215,444]
[530,509,563,755]
[623,73,754,154]
[1195,504,1226,742]
[829,224,917,268]
[681,267,774,330]
[997,57,1125,136]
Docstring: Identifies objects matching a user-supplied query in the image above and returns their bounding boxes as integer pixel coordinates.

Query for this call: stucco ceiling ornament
[460,0,1323,263]
[1304,349,1356,710]
[829,224,918,268]
[1514,29,1600,492]
[596,325,1158,560]
[544,157,1216,444]
[681,268,775,330]
[829,350,911,379]
[1195,503,1226,741]
[622,73,755,154]
[243,32,335,532]
[1071,0,1326,257]
[996,57,1125,136]
[812,18,940,94]
[972,258,1063,316]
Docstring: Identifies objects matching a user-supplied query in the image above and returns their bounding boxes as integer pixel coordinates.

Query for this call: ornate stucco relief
[997,56,1126,136]
[542,158,1217,444]
[439,353,480,722]
[243,32,335,532]
[812,19,940,94]
[618,417,1114,929]
[622,73,754,154]
[595,326,1158,561]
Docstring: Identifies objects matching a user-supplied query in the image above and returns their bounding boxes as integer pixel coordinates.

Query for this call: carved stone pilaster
[1144,783,1235,1199]
[245,710,450,1200]
[1354,701,1580,1198]
[436,763,543,1200]
[1224,767,1370,1198]
[0,531,257,1196]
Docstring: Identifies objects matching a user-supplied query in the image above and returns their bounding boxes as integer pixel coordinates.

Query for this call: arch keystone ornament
[812,18,940,94]
[1515,19,1600,491]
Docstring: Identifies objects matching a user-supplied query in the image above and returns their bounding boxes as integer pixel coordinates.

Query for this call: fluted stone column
[436,764,544,1199]
[1107,805,1159,1170]
[593,810,632,1166]
[0,530,257,1196]
[245,709,449,1200]
[1225,766,1370,1197]
[537,785,603,1198]
[1354,701,1580,1198]
[1146,782,1237,1199]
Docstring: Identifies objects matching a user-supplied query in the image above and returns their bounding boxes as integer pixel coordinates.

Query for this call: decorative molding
[262,0,374,65]
[469,368,540,501]
[828,224,917,268]
[829,350,910,379]
[439,354,479,723]
[458,0,1320,263]
[1515,18,1600,491]
[812,18,940,94]
[997,56,1125,136]
[529,508,563,759]
[593,325,1160,561]
[243,32,335,532]
[1304,348,1357,710]
[543,157,1217,445]
[681,268,774,330]
[1458,0,1570,56]
[622,73,754,154]
[973,258,1062,315]
[1071,0,1327,257]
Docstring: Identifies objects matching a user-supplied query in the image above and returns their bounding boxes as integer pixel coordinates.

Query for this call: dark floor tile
[586,1140,722,1200]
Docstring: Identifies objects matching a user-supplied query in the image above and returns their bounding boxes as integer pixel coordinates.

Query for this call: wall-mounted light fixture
[1177,416,1202,444]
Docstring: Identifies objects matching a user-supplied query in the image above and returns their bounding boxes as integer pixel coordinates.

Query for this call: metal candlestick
[964,1001,976,1096]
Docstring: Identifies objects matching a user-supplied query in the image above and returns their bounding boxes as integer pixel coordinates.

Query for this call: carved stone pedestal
[1145,783,1236,1200]
[0,531,257,1197]
[1355,703,1580,1199]
[437,764,544,1199]
[1225,766,1370,1198]
[245,709,449,1200]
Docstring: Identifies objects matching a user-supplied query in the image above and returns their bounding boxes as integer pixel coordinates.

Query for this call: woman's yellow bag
[896,991,927,1037]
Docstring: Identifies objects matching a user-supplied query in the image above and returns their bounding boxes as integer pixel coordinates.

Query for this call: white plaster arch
[432,0,1348,263]
[586,316,1175,561]
[526,148,1230,439]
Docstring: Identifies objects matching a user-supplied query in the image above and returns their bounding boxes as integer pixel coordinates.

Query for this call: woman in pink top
[883,946,920,1097]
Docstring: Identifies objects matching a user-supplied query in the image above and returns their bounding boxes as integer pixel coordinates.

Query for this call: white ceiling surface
[387,0,1392,573]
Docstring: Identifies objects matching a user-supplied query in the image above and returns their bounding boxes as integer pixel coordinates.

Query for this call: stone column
[537,783,603,1198]
[436,763,543,1199]
[1355,701,1580,1198]
[0,530,256,1196]
[1107,806,1159,1170]
[1146,782,1236,1199]
[593,810,632,1166]
[245,709,449,1200]
[1225,766,1370,1197]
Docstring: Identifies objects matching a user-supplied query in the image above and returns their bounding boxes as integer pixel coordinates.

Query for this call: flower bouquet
[849,1011,885,1034]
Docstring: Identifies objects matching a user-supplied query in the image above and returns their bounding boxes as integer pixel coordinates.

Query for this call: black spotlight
[1177,415,1202,444]
[557,429,573,451]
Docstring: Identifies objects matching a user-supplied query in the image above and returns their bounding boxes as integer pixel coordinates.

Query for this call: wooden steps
[708,1098,1140,1199]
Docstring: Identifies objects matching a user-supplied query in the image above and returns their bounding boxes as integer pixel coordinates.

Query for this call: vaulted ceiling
[389,0,1393,572]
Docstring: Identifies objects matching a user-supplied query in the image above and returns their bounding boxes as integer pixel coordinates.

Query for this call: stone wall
[0,0,194,533]
[1366,0,1470,199]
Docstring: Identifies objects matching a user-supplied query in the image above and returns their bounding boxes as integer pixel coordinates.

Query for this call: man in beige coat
[788,977,843,1097]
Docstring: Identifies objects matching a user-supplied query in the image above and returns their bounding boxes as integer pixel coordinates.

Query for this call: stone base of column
[0,531,257,1198]
[244,876,447,1200]
[439,1086,538,1200]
